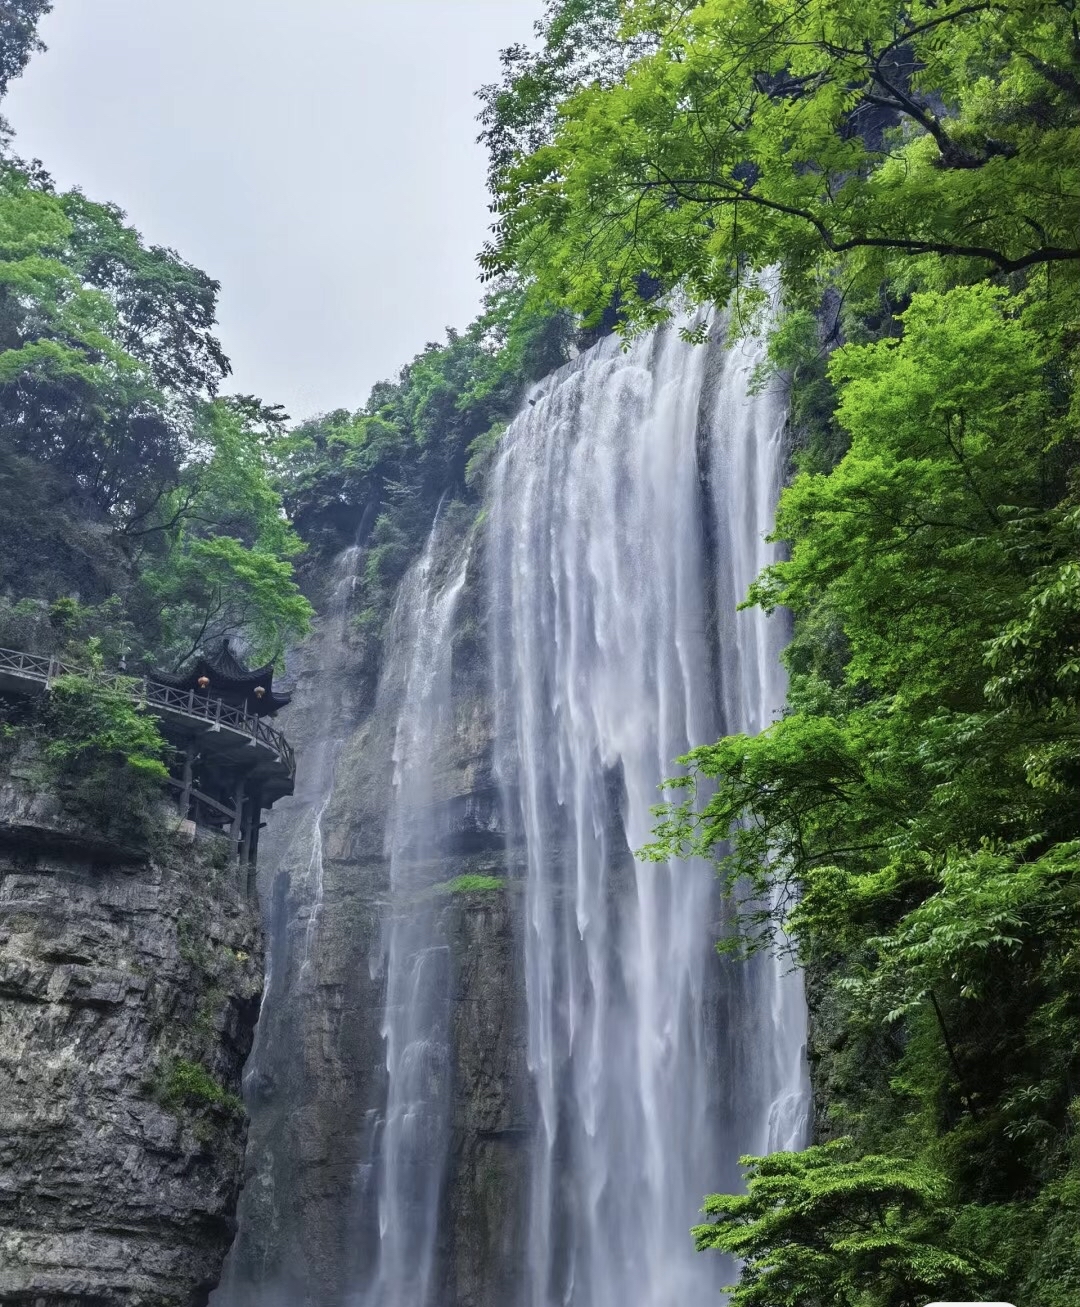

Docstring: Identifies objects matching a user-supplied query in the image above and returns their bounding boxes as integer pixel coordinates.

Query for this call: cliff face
[218,523,530,1307]
[0,765,263,1307]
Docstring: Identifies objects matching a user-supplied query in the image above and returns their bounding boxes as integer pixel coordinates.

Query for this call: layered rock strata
[0,768,263,1307]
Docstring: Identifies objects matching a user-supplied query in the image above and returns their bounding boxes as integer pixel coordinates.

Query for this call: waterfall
[214,311,807,1307]
[357,513,470,1307]
[488,316,809,1307]
[298,545,363,980]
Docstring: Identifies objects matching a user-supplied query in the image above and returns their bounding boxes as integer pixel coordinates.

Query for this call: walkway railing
[0,646,295,778]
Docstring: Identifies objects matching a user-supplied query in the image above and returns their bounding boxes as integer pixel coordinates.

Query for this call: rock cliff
[217,519,530,1307]
[0,764,263,1307]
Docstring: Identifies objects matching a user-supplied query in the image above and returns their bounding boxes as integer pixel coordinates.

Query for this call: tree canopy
[0,1,51,99]
[483,0,1080,328]
[0,146,310,670]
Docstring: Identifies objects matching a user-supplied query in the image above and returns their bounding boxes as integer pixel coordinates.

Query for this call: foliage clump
[437,874,505,896]
[155,1057,243,1117]
[0,147,312,672]
[696,1141,989,1307]
[482,0,1080,332]
[6,641,172,845]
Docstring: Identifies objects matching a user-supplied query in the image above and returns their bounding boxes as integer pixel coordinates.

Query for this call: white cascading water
[359,513,470,1307]
[488,314,809,1307]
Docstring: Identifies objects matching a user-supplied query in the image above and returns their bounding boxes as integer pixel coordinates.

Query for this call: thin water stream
[358,513,471,1307]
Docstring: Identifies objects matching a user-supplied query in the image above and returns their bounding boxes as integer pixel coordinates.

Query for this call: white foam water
[488,314,810,1307]
[358,513,470,1307]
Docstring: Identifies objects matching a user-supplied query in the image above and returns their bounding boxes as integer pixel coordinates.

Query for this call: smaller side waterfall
[299,545,362,979]
[357,514,470,1307]
[212,540,366,1307]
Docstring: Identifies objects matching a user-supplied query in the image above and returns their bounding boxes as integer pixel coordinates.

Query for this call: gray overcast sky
[3,0,542,420]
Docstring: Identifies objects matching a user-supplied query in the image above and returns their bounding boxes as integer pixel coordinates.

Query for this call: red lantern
[197,676,210,690]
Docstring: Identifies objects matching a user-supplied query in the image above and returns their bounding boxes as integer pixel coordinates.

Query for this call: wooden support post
[179,740,194,818]
[230,775,247,858]
[239,791,256,869]
[250,818,264,862]
[246,797,264,896]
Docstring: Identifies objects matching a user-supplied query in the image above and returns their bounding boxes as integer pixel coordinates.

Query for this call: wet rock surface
[217,526,530,1307]
[0,773,263,1307]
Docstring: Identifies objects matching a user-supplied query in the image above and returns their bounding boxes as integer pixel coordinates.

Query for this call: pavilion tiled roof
[155,639,291,716]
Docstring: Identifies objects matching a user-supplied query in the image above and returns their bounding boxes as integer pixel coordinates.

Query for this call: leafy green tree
[61,187,229,395]
[137,398,313,668]
[483,0,1080,328]
[478,0,649,191]
[695,1141,988,1307]
[0,148,308,667]
[0,155,229,520]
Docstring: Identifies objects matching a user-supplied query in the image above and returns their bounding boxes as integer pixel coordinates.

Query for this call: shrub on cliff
[37,652,170,844]
[155,1057,244,1117]
[695,1142,990,1307]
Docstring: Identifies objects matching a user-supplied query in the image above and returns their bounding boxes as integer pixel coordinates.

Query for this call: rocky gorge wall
[216,517,530,1307]
[0,763,264,1307]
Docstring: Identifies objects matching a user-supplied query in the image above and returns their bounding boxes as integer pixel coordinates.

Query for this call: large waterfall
[214,314,808,1307]
[488,316,808,1307]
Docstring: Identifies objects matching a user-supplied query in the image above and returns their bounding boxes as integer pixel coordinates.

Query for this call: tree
[136,398,313,669]
[695,1141,988,1307]
[0,148,309,668]
[0,0,51,99]
[0,155,230,521]
[478,0,649,191]
[482,0,1080,328]
[61,188,229,396]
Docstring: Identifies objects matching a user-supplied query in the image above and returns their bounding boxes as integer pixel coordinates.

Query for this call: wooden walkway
[0,646,295,804]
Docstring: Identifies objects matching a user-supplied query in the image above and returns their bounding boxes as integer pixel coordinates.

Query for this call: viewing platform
[0,642,296,876]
